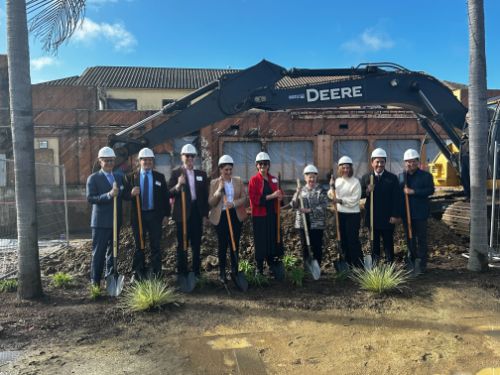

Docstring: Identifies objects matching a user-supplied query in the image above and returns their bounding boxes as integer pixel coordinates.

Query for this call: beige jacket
[208,176,248,225]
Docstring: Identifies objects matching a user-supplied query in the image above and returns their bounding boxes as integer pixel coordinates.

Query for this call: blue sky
[0,0,499,89]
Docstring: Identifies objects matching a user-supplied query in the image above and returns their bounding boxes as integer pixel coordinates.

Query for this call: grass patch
[282,254,299,271]
[89,284,102,299]
[282,255,304,286]
[239,260,270,287]
[350,263,409,294]
[0,279,18,293]
[51,272,73,288]
[333,269,350,282]
[122,278,177,312]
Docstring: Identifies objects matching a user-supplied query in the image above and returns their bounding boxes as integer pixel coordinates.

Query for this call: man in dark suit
[86,146,124,287]
[168,143,209,277]
[399,148,435,274]
[360,148,401,263]
[124,148,170,279]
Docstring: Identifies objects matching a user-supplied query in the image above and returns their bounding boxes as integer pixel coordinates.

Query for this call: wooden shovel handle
[276,173,281,244]
[181,187,188,250]
[331,188,341,242]
[113,194,118,258]
[224,196,237,252]
[296,179,311,246]
[135,196,145,250]
[404,173,413,239]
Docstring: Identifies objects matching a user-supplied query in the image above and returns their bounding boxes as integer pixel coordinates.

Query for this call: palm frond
[27,0,86,53]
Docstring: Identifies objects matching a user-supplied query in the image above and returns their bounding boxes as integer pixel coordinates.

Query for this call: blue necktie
[143,173,149,210]
[107,173,114,186]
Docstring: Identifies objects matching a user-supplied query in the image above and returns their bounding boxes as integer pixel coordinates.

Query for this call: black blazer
[398,169,435,221]
[86,170,124,229]
[168,167,209,222]
[123,170,170,225]
[360,170,401,230]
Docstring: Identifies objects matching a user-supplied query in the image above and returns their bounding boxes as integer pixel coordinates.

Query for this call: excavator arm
[108,59,469,188]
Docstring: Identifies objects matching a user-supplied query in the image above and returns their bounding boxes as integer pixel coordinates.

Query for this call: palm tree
[467,0,489,272]
[7,0,85,299]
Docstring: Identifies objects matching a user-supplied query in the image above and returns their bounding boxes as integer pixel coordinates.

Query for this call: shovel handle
[224,196,237,253]
[370,174,374,241]
[331,187,341,242]
[113,194,118,258]
[296,179,312,246]
[135,195,145,250]
[404,175,413,240]
[276,173,281,244]
[181,187,188,250]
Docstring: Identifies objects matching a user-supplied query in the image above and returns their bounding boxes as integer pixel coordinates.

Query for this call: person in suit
[168,144,209,278]
[208,155,248,284]
[124,148,170,280]
[399,148,435,274]
[360,148,401,263]
[86,146,124,287]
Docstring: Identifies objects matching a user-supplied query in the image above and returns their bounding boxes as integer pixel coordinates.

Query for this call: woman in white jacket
[328,156,363,268]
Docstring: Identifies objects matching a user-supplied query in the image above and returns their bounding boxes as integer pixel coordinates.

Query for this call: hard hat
[338,156,353,165]
[371,148,387,158]
[218,154,234,166]
[403,148,420,161]
[98,146,116,158]
[303,164,318,174]
[138,147,155,159]
[255,152,271,163]
[181,144,197,155]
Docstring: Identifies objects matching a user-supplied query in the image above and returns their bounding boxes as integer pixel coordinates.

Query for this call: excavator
[107,59,499,235]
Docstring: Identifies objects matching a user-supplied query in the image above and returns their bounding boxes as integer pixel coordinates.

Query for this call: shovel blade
[106,274,125,297]
[306,258,321,280]
[364,254,373,271]
[232,272,248,292]
[177,272,196,293]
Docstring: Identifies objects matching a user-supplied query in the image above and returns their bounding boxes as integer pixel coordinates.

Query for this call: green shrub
[333,269,350,282]
[350,263,409,294]
[89,284,102,299]
[122,278,177,312]
[0,279,18,293]
[282,254,299,271]
[287,266,305,287]
[239,260,254,275]
[51,272,73,288]
[249,272,270,287]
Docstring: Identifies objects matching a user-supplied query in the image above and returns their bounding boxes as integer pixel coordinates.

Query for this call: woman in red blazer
[248,152,283,276]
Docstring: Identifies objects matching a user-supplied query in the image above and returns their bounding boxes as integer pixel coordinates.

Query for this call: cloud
[341,28,394,53]
[72,18,137,52]
[31,56,58,71]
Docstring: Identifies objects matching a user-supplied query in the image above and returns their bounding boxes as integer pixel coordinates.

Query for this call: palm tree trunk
[7,0,43,298]
[467,0,489,272]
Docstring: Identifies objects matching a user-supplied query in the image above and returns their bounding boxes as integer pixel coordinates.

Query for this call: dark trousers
[404,219,429,270]
[252,214,282,273]
[372,227,395,263]
[338,212,363,268]
[176,206,203,275]
[298,228,323,266]
[215,208,242,278]
[132,211,163,276]
[91,227,115,284]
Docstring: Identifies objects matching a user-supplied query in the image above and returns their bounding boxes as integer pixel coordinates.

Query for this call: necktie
[107,173,114,186]
[143,173,149,210]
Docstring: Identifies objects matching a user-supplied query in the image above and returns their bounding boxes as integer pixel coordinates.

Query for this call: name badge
[155,181,161,186]
[196,176,203,181]
[272,178,278,183]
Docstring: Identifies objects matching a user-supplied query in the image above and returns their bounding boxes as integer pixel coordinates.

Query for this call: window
[223,141,261,182]
[267,141,314,181]
[333,140,369,178]
[106,99,137,110]
[374,139,420,175]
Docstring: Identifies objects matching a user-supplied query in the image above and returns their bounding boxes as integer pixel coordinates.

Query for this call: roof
[39,66,240,89]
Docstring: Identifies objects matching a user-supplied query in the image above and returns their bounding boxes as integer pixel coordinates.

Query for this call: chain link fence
[0,157,69,279]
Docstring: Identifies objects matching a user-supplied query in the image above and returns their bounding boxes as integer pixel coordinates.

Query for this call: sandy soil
[1,213,500,375]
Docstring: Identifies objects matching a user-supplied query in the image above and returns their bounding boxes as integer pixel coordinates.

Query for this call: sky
[0,0,499,89]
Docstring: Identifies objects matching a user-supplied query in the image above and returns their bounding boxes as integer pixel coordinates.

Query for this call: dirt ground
[1,211,500,375]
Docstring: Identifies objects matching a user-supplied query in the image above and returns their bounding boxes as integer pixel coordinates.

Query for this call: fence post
[62,165,70,245]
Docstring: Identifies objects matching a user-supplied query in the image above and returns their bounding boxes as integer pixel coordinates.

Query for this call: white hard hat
[338,156,353,165]
[98,146,116,158]
[403,148,420,161]
[138,147,155,159]
[303,164,318,174]
[181,144,197,155]
[371,148,387,158]
[255,152,271,163]
[218,154,234,166]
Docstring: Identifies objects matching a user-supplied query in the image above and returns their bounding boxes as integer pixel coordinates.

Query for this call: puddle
[0,350,22,366]
[207,337,252,350]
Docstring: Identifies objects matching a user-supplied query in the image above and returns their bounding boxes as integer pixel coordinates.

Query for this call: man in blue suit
[86,146,123,287]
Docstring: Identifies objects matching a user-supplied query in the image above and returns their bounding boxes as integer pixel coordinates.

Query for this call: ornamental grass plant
[350,263,409,294]
[122,278,177,312]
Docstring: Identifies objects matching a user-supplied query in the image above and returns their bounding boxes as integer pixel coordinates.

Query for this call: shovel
[106,186,125,297]
[404,172,416,272]
[224,196,248,292]
[269,173,285,281]
[330,179,349,273]
[177,186,196,293]
[365,174,374,270]
[296,179,321,280]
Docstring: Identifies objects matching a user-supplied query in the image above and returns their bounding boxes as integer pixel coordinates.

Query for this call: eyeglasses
[257,161,270,166]
[183,154,195,158]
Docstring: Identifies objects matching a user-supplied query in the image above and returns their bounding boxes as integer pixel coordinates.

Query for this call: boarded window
[374,139,420,175]
[107,99,137,110]
[223,141,261,182]
[333,140,369,178]
[267,141,314,181]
